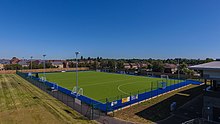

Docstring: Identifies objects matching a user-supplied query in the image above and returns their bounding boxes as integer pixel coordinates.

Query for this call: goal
[71,86,83,97]
[161,75,169,80]
[161,75,169,83]
[147,72,154,77]
[40,76,47,82]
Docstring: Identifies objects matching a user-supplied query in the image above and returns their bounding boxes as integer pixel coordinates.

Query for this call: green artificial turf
[39,71,183,102]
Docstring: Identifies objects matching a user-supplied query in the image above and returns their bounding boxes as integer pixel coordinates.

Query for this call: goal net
[161,75,169,83]
[71,86,83,97]
[40,76,47,82]
[147,72,154,77]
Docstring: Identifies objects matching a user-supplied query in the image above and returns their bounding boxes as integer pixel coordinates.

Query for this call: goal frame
[71,86,83,97]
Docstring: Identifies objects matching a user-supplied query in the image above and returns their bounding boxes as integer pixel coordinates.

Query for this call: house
[10,57,20,64]
[18,60,29,67]
[190,60,220,123]
[63,61,69,68]
[164,63,177,74]
[0,59,10,65]
[49,60,64,68]
[35,60,44,65]
[0,59,10,70]
[0,64,4,70]
[124,63,131,69]
[138,63,152,73]
[130,63,138,69]
[140,63,148,68]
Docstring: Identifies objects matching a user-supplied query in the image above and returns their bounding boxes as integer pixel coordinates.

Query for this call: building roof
[0,59,10,64]
[18,60,29,65]
[123,63,130,66]
[164,63,177,69]
[189,61,220,70]
[51,61,63,65]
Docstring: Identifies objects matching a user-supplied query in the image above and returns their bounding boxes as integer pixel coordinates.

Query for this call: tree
[107,60,115,71]
[182,68,195,76]
[205,58,214,63]
[152,61,164,72]
[179,62,188,74]
[147,63,153,69]
[117,61,124,70]
[28,61,39,69]
[4,64,22,70]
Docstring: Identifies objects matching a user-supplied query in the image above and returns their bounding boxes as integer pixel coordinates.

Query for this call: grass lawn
[0,74,95,124]
[39,71,183,102]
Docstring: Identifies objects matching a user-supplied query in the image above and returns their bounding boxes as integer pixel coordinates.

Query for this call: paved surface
[158,95,203,124]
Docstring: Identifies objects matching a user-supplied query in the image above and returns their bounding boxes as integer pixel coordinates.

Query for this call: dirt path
[0,74,96,124]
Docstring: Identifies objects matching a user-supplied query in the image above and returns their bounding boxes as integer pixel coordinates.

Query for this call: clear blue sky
[0,0,220,59]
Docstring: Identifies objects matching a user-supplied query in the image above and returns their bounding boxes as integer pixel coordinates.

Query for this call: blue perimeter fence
[16,71,203,113]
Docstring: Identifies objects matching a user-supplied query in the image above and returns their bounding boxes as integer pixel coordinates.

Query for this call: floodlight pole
[30,56,33,71]
[177,58,180,80]
[43,55,46,78]
[75,52,80,93]
[96,58,98,71]
[22,57,24,72]
[115,61,117,72]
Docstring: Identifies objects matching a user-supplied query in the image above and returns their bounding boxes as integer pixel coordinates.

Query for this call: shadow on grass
[135,85,205,122]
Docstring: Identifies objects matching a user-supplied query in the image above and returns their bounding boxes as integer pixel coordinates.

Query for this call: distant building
[10,57,20,64]
[49,60,64,68]
[140,63,148,68]
[0,64,4,70]
[190,61,220,123]
[124,63,131,69]
[164,63,177,74]
[0,59,10,65]
[35,60,44,65]
[18,60,29,67]
[130,63,138,69]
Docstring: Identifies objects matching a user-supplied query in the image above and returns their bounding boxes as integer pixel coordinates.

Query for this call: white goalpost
[40,76,47,82]
[160,75,169,89]
[71,86,83,97]
[147,72,154,77]
[161,75,169,80]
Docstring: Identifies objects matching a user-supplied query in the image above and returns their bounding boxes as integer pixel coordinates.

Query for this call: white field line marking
[117,79,164,95]
[117,82,136,95]
[80,75,155,87]
[80,78,138,87]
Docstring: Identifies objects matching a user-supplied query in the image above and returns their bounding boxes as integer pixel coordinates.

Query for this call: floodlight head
[43,54,46,57]
[75,52,80,55]
[31,56,33,59]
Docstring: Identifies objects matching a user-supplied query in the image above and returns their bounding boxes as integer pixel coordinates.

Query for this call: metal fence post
[106,98,108,115]
[91,103,94,120]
